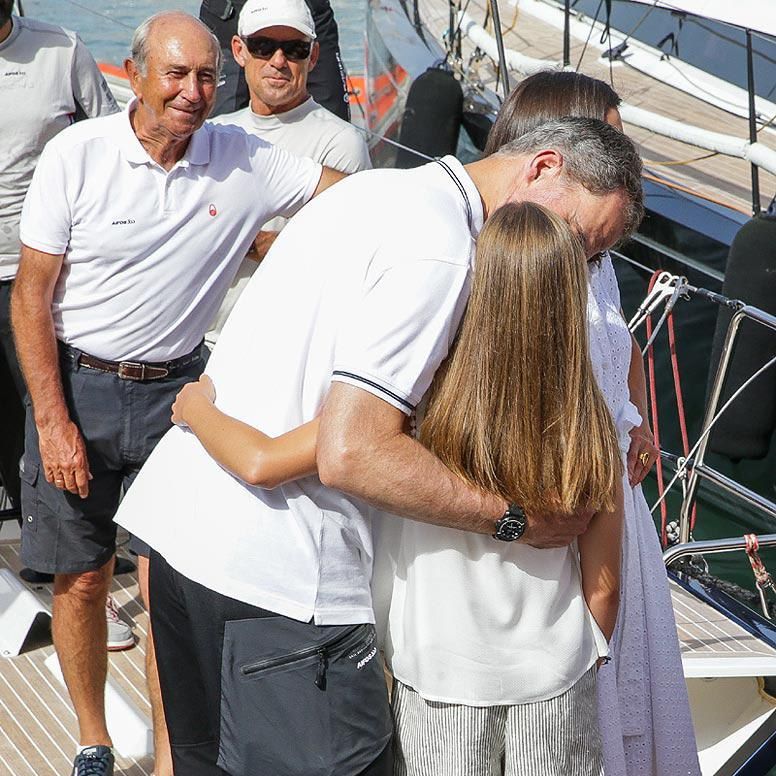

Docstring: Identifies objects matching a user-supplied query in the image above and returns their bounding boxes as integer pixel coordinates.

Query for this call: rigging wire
[500,2,522,38]
[446,0,476,66]
[650,353,776,516]
[662,55,759,114]
[618,1,656,46]
[339,61,433,164]
[574,0,604,71]
[686,17,776,69]
[57,0,135,31]
[354,123,435,162]
[609,249,654,276]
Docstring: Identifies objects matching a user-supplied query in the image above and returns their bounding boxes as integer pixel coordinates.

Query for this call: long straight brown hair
[420,202,620,514]
[484,70,621,156]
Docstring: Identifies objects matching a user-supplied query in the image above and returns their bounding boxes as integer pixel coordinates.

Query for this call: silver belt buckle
[117,361,145,381]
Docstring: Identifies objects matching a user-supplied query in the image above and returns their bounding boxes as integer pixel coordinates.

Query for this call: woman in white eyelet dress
[587,253,701,776]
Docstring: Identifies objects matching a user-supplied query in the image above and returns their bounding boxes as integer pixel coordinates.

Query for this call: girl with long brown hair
[382,201,622,775]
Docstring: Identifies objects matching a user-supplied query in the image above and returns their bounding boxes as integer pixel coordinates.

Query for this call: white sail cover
[625,1,776,37]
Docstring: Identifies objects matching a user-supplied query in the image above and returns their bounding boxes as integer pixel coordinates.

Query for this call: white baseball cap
[238,0,316,39]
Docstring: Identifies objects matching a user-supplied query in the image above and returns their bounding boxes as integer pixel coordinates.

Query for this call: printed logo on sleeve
[111,218,136,225]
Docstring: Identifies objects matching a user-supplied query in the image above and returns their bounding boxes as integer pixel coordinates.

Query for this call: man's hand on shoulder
[519,507,595,549]
[248,230,279,261]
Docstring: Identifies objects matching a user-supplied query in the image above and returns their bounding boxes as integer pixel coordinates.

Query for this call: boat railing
[678,303,776,543]
[615,253,776,565]
[663,535,776,567]
[659,452,776,524]
[613,236,726,283]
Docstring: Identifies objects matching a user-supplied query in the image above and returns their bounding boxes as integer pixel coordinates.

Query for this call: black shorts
[150,550,394,776]
[19,343,205,574]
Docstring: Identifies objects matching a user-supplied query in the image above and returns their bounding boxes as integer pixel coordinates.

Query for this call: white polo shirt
[19,99,321,361]
[116,157,483,625]
[0,15,118,280]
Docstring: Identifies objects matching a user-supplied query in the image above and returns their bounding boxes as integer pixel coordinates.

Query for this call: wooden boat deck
[417,0,776,216]
[672,580,776,678]
[0,538,154,776]
[3,530,776,773]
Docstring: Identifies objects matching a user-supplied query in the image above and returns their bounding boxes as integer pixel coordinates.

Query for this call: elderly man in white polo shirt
[206,0,370,344]
[116,117,644,775]
[11,10,341,776]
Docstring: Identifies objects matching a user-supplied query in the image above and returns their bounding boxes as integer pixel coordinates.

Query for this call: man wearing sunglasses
[200,0,350,121]
[205,0,370,344]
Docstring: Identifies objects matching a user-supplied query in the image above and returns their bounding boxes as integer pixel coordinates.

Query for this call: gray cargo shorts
[150,550,394,776]
[20,342,205,575]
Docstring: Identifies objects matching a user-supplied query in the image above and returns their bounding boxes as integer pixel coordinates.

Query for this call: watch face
[495,514,526,541]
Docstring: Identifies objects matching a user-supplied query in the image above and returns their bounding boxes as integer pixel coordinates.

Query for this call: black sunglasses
[242,36,312,61]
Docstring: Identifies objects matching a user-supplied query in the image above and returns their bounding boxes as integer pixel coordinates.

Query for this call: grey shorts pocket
[219,619,392,776]
[19,459,40,531]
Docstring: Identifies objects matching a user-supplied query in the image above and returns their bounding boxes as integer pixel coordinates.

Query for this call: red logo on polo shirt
[208,204,217,217]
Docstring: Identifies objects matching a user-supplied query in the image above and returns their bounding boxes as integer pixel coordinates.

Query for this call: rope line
[57,0,135,31]
[642,152,719,167]
[745,534,776,618]
[642,171,752,215]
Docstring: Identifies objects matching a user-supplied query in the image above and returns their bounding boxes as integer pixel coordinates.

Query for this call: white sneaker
[106,594,134,651]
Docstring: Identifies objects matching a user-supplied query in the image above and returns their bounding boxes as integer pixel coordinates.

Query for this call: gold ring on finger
[639,451,650,466]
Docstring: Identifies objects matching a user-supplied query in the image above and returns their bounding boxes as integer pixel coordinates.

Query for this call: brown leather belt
[74,344,203,382]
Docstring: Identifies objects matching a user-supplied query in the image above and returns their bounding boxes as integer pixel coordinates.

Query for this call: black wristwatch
[493,503,527,542]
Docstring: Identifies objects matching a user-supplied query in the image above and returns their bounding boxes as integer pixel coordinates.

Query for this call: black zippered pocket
[219,620,391,774]
[240,623,371,691]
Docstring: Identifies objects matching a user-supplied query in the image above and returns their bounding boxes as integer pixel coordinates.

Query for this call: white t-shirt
[19,99,321,362]
[206,97,371,342]
[116,157,482,626]
[210,97,371,232]
[0,15,118,279]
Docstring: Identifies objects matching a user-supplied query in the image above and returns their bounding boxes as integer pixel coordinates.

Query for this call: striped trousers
[392,667,603,776]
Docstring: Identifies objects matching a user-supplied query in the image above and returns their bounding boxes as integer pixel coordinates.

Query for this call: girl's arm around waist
[171,375,319,489]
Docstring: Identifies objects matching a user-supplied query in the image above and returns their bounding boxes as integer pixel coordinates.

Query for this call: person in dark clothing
[200,0,350,120]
